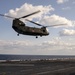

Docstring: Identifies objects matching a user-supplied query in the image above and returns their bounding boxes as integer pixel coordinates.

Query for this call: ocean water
[0,54,75,60]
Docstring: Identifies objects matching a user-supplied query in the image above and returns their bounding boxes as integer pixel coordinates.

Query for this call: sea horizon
[0,54,75,60]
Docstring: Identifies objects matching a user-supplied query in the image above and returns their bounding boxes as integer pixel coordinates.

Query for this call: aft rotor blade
[0,14,14,18]
[26,19,43,26]
[18,10,40,19]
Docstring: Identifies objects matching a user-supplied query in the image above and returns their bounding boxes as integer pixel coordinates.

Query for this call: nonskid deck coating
[0,60,75,75]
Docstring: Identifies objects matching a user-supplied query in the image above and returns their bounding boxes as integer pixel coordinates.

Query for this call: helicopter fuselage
[12,19,49,38]
[0,10,66,38]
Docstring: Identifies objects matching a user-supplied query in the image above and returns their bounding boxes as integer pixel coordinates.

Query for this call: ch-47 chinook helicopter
[0,10,66,38]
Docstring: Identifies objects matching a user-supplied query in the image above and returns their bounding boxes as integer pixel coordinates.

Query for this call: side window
[19,22,25,26]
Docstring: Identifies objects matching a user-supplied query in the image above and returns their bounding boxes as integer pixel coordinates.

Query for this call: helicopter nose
[47,32,49,35]
[48,32,49,35]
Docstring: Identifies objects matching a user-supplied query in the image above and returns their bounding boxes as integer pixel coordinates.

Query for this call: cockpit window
[43,29,46,32]
[41,27,46,32]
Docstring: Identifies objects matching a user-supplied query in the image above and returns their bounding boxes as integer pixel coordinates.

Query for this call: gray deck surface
[0,60,75,75]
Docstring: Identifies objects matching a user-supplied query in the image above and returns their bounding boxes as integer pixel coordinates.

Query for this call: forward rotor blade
[26,19,67,27]
[45,24,67,27]
[26,19,43,26]
[0,14,14,18]
[18,10,40,19]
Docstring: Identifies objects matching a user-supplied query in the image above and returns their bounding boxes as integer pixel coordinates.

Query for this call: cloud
[39,14,73,27]
[59,29,75,36]
[6,3,54,21]
[5,3,74,27]
[62,7,70,10]
[0,40,34,54]
[57,0,69,4]
[0,39,75,55]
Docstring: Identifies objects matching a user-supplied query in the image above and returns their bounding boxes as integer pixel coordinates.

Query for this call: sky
[0,0,75,55]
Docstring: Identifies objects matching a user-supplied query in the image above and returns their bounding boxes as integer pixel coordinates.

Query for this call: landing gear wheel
[36,36,38,38]
[40,35,42,37]
[17,33,19,36]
